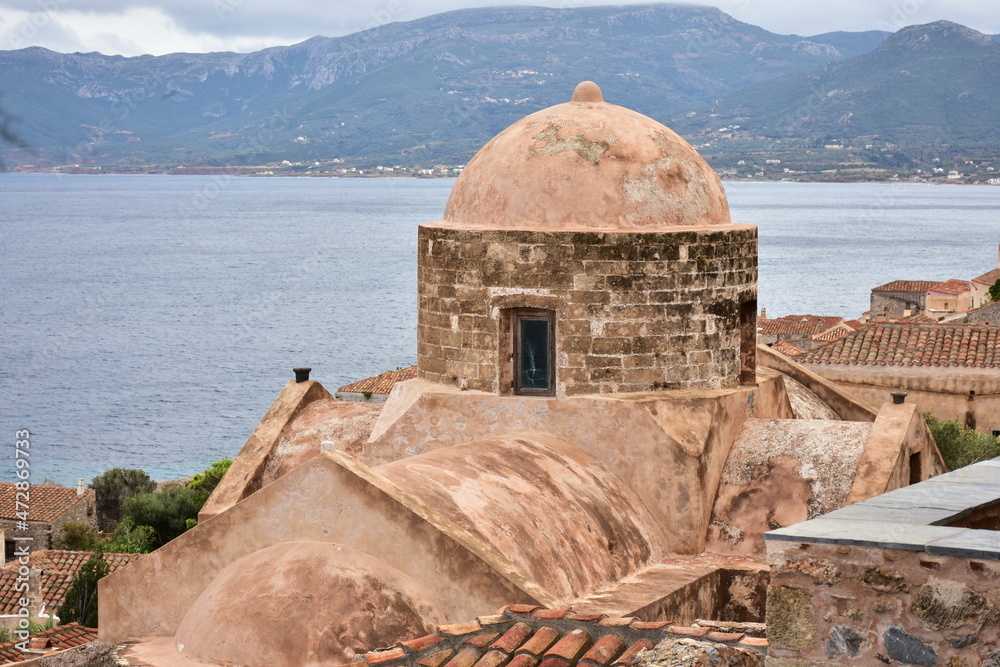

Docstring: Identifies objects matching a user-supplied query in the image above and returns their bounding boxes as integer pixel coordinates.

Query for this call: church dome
[441,81,732,231]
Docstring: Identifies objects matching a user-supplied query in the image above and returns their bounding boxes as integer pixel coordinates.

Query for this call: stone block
[766,586,815,650]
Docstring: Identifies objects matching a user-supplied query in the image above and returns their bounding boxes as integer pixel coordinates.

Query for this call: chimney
[293,367,311,383]
[77,478,85,495]
[760,307,767,319]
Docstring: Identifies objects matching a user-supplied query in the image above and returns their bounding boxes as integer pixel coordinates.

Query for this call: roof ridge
[362,606,767,667]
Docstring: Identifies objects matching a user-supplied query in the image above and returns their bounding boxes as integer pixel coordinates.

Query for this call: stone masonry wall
[417,224,757,396]
[871,291,927,321]
[766,541,1000,666]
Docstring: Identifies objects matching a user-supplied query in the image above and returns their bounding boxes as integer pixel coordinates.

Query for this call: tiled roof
[892,313,938,324]
[338,365,418,395]
[844,320,865,330]
[811,324,855,343]
[0,551,143,615]
[18,550,143,577]
[758,315,844,336]
[0,484,87,524]
[361,605,767,667]
[771,342,806,357]
[871,280,939,294]
[0,623,98,664]
[927,279,971,296]
[798,323,1000,368]
[972,268,1000,286]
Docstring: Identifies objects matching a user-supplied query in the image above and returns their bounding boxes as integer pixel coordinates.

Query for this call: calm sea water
[2,175,999,485]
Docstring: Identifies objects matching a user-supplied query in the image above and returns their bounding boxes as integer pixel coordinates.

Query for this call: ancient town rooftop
[871,280,941,294]
[797,322,1000,368]
[928,279,972,296]
[0,483,87,524]
[337,365,418,395]
[0,623,97,664]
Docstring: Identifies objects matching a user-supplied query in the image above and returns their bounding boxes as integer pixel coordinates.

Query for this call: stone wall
[766,541,1000,666]
[871,291,927,321]
[417,224,757,396]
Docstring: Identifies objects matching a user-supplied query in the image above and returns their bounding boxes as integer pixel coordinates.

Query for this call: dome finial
[571,81,603,103]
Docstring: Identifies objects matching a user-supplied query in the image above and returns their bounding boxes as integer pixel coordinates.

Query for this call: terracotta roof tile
[972,268,1000,286]
[475,650,511,667]
[845,320,865,330]
[519,628,560,656]
[444,646,483,667]
[418,649,455,667]
[770,342,806,357]
[0,550,143,615]
[928,279,971,296]
[798,323,1000,368]
[466,632,502,649]
[811,324,856,343]
[611,640,654,667]
[403,634,444,652]
[0,623,98,664]
[362,608,769,667]
[544,630,591,661]
[506,655,540,667]
[871,280,939,294]
[478,614,508,627]
[578,634,625,665]
[338,365,418,395]
[892,313,937,324]
[492,623,533,653]
[0,484,91,524]
[440,622,482,637]
[758,315,844,336]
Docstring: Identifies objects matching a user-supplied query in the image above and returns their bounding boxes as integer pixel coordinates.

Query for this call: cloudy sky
[0,0,996,56]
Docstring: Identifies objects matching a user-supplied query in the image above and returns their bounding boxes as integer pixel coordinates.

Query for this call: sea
[2,174,999,486]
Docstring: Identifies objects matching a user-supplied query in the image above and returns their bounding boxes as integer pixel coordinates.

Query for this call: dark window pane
[520,319,549,390]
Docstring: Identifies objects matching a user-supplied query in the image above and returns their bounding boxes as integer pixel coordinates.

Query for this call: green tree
[924,412,1000,470]
[54,521,101,551]
[57,552,109,628]
[103,517,156,554]
[89,468,156,531]
[123,486,202,547]
[188,459,232,504]
[989,278,1000,303]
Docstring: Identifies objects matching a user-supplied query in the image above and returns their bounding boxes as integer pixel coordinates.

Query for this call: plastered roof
[440,82,731,231]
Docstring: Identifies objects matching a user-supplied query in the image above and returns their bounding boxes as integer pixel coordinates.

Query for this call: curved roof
[376,432,665,601]
[439,82,731,231]
[174,541,444,667]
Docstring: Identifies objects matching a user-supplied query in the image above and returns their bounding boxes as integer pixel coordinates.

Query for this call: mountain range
[0,5,997,172]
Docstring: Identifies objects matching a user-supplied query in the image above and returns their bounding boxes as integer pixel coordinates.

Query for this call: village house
[0,482,96,563]
[971,266,1000,308]
[93,82,950,667]
[869,280,940,321]
[336,365,418,402]
[795,321,1000,437]
[0,550,142,630]
[925,279,973,319]
[756,314,846,350]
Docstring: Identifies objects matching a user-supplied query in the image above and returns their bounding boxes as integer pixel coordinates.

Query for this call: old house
[925,279,973,319]
[0,483,96,562]
[869,280,939,321]
[796,322,1000,436]
[97,82,947,667]
[757,315,845,349]
[336,365,418,402]
[971,267,1000,308]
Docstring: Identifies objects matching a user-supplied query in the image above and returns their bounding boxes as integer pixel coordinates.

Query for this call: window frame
[512,309,556,396]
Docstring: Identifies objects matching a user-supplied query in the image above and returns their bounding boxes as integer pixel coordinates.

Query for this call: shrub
[57,552,109,628]
[54,521,101,551]
[103,517,156,554]
[188,459,232,504]
[924,412,1000,470]
[123,486,202,547]
[89,469,156,531]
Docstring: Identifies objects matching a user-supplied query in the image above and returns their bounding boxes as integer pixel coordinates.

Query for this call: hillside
[0,4,863,170]
[673,21,1000,161]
